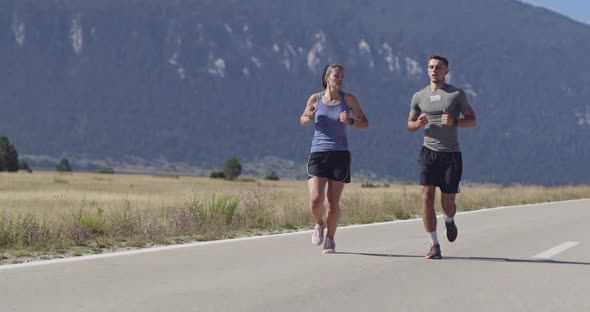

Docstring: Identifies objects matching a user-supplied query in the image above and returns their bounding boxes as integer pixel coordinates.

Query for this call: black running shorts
[418,146,462,193]
[307,150,351,183]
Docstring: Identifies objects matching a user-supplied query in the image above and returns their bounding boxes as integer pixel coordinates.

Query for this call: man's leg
[441,192,458,242]
[422,185,441,259]
[441,192,456,219]
[441,151,461,242]
[421,185,437,240]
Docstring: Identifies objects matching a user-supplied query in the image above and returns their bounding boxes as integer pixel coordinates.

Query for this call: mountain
[0,0,589,185]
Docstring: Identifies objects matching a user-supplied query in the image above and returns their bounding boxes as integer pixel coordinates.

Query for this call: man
[407,55,477,259]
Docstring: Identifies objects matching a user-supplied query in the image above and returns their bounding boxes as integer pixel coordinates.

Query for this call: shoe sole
[323,249,335,254]
[447,233,457,242]
[446,223,458,243]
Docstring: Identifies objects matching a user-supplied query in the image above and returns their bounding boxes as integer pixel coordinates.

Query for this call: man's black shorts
[418,146,462,193]
[307,150,351,183]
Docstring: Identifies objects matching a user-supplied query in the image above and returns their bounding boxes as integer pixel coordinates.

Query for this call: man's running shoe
[445,219,458,242]
[311,224,324,245]
[425,243,441,259]
[323,237,336,254]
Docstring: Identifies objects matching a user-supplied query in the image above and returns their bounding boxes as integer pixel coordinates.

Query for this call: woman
[299,64,368,253]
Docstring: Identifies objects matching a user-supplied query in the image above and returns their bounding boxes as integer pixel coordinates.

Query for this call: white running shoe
[311,224,325,245]
[323,237,336,254]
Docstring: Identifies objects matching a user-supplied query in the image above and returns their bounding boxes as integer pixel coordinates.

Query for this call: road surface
[1,199,588,311]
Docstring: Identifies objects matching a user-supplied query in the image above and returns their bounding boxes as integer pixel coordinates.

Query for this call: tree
[56,158,72,172]
[0,136,19,172]
[18,159,32,173]
[223,156,242,180]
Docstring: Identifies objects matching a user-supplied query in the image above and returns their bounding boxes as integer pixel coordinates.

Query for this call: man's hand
[416,113,429,127]
[441,109,455,126]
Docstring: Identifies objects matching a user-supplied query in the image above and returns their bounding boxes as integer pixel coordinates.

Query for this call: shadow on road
[335,251,590,265]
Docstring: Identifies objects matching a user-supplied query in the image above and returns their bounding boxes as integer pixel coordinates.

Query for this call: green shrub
[56,158,72,172]
[205,195,239,225]
[209,171,225,179]
[70,209,110,245]
[264,171,280,181]
[93,168,115,174]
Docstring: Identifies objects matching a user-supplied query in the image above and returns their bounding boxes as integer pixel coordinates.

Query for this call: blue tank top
[310,92,350,152]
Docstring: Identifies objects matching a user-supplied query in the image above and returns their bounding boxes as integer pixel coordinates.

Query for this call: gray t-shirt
[410,84,472,152]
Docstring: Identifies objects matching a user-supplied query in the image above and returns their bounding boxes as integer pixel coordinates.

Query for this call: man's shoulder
[412,86,431,98]
[442,84,465,95]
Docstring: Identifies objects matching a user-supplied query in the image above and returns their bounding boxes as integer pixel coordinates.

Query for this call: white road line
[533,242,580,259]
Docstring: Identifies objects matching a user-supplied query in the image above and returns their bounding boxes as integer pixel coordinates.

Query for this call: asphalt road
[1,199,588,311]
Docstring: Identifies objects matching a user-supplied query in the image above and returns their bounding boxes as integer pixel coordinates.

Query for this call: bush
[209,171,225,179]
[70,208,109,245]
[93,168,115,174]
[205,195,239,225]
[264,171,280,181]
[56,158,72,172]
[18,160,32,173]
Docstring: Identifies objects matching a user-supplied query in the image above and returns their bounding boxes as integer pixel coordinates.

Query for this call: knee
[441,200,456,213]
[310,195,323,207]
[325,201,340,215]
[421,188,435,202]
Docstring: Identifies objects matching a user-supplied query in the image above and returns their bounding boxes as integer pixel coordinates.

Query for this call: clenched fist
[416,113,429,127]
[441,109,455,127]
[340,111,352,125]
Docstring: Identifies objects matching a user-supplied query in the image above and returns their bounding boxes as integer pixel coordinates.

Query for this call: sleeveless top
[310,91,350,152]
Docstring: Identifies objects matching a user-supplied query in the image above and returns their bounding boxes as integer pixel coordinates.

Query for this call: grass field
[1,171,589,265]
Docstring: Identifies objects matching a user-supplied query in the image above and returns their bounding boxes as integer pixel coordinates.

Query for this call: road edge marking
[1,198,588,270]
[533,241,580,259]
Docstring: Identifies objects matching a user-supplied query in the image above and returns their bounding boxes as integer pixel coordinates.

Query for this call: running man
[407,55,477,259]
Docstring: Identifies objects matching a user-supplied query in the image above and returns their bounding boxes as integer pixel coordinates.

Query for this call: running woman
[300,64,368,253]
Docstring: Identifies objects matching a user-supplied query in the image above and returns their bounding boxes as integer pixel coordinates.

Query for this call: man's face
[428,59,448,84]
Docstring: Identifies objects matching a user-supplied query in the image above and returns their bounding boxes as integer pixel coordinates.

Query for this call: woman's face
[325,67,344,90]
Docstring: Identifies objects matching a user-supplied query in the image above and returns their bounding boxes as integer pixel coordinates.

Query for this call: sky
[519,0,590,25]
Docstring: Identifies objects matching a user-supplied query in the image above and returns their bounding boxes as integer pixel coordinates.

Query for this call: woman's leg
[325,180,345,239]
[308,177,327,225]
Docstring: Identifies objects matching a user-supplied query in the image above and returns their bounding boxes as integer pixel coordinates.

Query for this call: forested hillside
[0,0,589,185]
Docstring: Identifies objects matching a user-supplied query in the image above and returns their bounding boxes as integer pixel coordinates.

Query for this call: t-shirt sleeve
[457,90,472,115]
[410,93,421,116]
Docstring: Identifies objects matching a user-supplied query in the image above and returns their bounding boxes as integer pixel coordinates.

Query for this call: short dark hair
[428,55,449,67]
[321,64,344,88]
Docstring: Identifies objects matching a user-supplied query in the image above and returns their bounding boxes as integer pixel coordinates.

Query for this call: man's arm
[408,112,428,132]
[457,108,477,128]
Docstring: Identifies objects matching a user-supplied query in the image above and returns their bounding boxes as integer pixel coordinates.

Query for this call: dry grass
[1,171,589,265]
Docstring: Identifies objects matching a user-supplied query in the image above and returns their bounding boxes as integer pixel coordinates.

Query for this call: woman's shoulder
[342,92,359,105]
[307,92,322,103]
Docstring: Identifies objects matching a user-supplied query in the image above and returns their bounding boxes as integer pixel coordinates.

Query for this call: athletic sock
[427,231,438,246]
[443,214,453,223]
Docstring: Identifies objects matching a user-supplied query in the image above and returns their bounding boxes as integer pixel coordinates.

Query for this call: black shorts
[307,151,351,183]
[418,146,462,193]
